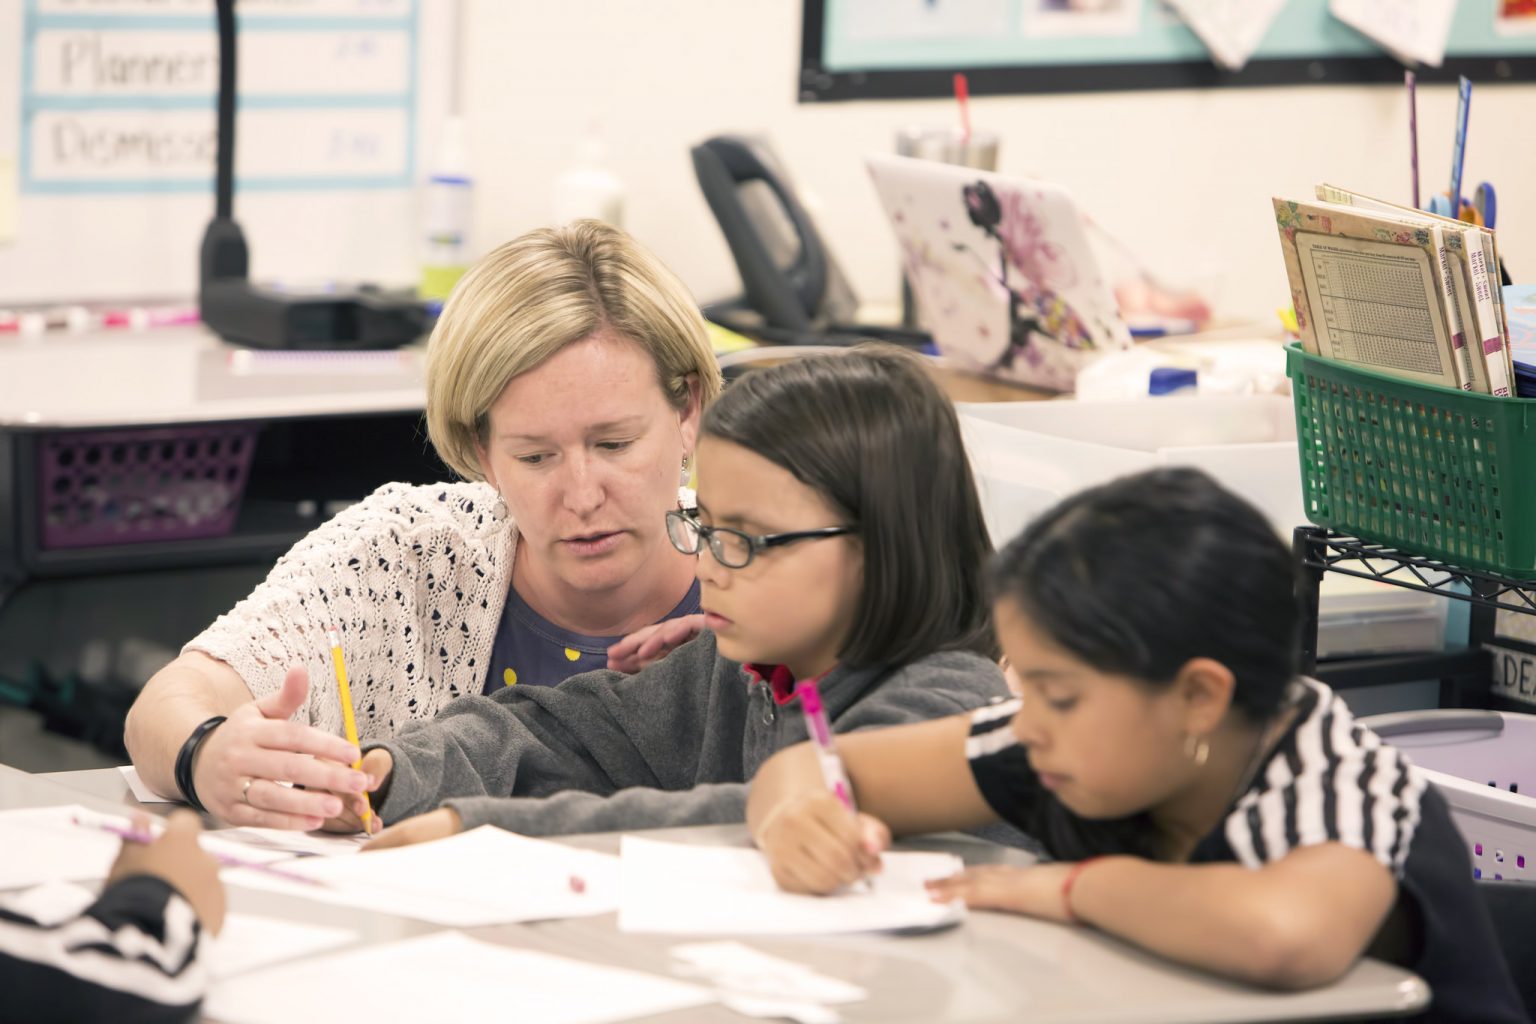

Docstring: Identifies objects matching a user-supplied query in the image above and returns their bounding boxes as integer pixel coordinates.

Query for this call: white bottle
[420,116,473,302]
[551,133,625,228]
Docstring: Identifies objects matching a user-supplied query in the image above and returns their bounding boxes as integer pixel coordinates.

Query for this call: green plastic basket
[1287,343,1536,578]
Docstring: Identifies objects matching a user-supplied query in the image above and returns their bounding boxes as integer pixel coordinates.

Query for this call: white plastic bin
[958,395,1452,658]
[955,395,1303,546]
[1363,710,1536,882]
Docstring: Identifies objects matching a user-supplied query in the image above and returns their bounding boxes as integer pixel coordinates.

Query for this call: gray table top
[9,765,1429,1023]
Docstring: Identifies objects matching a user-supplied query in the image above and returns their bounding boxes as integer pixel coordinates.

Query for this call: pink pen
[796,680,873,892]
[75,817,324,887]
[796,680,856,811]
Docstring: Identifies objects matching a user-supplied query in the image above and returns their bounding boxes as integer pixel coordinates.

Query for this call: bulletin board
[0,0,455,304]
[800,0,1536,100]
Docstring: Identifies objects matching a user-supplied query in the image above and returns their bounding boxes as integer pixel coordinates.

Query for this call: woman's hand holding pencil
[192,666,371,831]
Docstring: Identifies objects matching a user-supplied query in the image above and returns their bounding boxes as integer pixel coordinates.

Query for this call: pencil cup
[895,126,999,170]
[895,127,1000,328]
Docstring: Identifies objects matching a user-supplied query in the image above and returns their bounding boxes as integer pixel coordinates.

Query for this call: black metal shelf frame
[1293,526,1536,708]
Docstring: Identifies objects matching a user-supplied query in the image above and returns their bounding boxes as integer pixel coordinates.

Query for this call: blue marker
[1449,76,1472,218]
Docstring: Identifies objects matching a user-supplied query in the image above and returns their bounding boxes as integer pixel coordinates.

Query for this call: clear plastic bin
[1363,710,1536,882]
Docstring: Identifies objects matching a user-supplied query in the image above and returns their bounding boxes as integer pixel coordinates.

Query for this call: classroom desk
[15,764,1430,1024]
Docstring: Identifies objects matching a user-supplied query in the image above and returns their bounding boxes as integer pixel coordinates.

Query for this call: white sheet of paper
[0,805,293,890]
[844,0,1010,41]
[205,914,358,980]
[1164,0,1286,70]
[1330,0,1457,67]
[618,837,965,936]
[118,765,175,803]
[205,930,714,1024]
[212,825,369,858]
[224,825,619,926]
[671,940,868,1004]
[0,879,356,979]
[0,879,96,925]
[0,806,125,888]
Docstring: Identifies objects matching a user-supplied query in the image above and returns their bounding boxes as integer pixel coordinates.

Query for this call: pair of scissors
[1427,182,1496,229]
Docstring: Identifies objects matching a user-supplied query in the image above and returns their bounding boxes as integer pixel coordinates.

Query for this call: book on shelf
[1274,187,1512,396]
[1316,184,1512,396]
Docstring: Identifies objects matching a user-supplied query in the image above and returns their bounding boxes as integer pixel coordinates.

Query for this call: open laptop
[866,153,1132,392]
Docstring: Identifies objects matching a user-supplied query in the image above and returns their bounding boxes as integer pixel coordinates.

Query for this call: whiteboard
[0,0,455,303]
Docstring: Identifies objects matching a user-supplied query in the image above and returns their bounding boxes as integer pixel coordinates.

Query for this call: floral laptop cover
[867,153,1131,392]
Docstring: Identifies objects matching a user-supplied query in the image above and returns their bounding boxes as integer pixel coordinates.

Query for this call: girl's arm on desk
[748,713,1000,892]
[929,844,1396,991]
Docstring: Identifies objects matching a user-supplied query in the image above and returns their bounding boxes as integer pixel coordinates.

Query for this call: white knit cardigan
[184,482,517,739]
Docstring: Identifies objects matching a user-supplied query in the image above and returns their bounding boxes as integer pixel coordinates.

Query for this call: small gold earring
[1184,734,1210,768]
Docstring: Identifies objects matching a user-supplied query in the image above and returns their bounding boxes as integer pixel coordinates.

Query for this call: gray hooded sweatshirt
[366,631,1008,836]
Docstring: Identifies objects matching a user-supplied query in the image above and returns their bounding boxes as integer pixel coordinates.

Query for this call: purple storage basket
[37,423,260,549]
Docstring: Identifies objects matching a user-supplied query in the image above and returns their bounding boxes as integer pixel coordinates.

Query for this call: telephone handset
[690,135,866,340]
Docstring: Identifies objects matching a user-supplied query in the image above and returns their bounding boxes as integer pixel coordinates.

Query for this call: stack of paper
[618,836,964,936]
[223,825,620,926]
[205,931,715,1024]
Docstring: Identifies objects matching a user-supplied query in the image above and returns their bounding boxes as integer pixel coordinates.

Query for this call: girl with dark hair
[748,467,1523,1023]
[328,345,1009,847]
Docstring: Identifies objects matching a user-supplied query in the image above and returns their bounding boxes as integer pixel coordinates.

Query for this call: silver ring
[241,778,254,805]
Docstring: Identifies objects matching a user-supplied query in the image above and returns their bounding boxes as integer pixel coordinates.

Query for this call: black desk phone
[691,135,925,350]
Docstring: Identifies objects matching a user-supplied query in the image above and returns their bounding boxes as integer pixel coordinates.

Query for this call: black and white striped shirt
[0,875,205,1024]
[966,677,1526,1024]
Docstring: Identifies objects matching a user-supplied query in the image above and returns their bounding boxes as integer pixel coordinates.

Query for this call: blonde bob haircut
[426,219,723,482]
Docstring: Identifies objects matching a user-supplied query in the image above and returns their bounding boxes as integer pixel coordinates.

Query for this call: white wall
[459,0,1536,323]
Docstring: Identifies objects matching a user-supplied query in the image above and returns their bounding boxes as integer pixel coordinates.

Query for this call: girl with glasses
[338,345,1009,845]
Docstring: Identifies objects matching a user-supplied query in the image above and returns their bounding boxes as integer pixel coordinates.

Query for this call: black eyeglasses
[666,509,855,569]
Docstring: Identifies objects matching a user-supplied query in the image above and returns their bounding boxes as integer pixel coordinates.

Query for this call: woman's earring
[493,491,508,519]
[677,457,696,511]
[1183,733,1210,768]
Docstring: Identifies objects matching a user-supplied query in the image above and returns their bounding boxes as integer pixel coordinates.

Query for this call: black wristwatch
[173,715,227,813]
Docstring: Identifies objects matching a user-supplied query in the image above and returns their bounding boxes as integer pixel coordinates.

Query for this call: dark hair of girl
[989,467,1299,721]
[702,344,997,667]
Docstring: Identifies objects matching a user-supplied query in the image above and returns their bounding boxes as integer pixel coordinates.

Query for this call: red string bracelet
[1061,856,1108,925]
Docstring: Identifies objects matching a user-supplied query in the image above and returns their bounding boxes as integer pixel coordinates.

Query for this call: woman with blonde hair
[125,221,722,830]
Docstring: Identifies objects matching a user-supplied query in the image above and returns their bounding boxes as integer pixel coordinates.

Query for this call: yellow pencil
[326,626,372,831]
